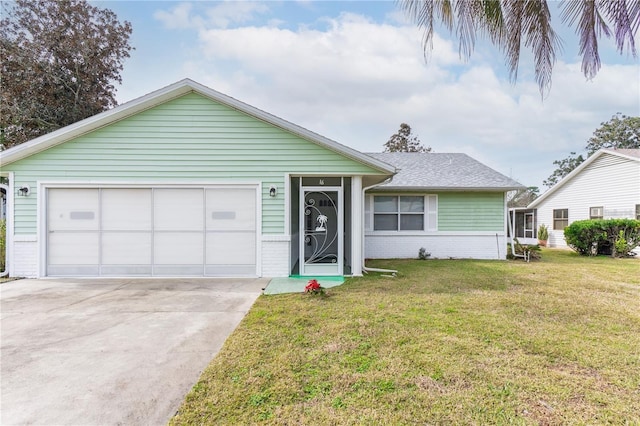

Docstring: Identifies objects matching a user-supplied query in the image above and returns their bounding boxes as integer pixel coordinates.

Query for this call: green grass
[171,250,640,425]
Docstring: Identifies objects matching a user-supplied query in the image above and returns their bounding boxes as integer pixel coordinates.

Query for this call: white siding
[12,239,38,278]
[535,153,640,247]
[261,237,289,277]
[365,233,507,260]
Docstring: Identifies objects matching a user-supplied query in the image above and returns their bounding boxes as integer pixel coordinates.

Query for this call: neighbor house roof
[365,152,524,191]
[610,148,640,158]
[0,79,396,175]
[528,148,640,209]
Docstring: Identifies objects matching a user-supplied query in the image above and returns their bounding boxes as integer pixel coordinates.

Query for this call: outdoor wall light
[269,186,277,197]
[18,185,30,197]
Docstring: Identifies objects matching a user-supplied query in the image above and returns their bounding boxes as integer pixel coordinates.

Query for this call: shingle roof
[365,152,524,191]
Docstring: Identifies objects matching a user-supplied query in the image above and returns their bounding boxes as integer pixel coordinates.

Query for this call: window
[373,195,437,231]
[589,206,603,219]
[553,209,568,230]
[636,204,640,220]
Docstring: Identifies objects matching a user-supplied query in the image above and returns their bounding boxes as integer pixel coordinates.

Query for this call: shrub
[564,219,640,257]
[418,247,431,260]
[538,224,549,241]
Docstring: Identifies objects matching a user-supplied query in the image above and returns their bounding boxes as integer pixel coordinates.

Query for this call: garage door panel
[102,233,152,264]
[101,265,153,276]
[102,189,152,231]
[154,189,204,231]
[153,265,206,276]
[49,189,99,231]
[205,264,257,276]
[154,232,204,265]
[48,232,99,265]
[206,188,256,231]
[206,232,256,265]
[48,265,100,276]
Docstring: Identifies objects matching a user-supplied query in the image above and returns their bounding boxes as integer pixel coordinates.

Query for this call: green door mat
[264,276,345,295]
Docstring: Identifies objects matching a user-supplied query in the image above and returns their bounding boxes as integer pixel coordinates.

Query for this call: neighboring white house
[527,149,640,248]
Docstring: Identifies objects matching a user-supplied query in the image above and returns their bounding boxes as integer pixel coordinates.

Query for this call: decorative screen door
[300,187,343,275]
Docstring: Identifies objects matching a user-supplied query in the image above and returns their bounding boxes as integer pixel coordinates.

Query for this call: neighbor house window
[553,209,568,230]
[589,206,603,219]
[373,195,437,231]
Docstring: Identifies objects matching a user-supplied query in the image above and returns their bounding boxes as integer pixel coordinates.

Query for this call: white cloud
[204,1,269,29]
[154,1,270,30]
[145,5,639,189]
[153,3,201,30]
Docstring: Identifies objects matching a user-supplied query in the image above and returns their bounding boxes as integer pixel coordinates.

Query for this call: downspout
[361,178,397,276]
[0,183,8,277]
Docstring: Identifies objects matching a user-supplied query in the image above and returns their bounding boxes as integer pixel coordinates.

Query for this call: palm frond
[521,0,560,96]
[501,0,525,83]
[601,0,639,57]
[398,0,454,58]
[561,0,612,79]
[454,0,480,58]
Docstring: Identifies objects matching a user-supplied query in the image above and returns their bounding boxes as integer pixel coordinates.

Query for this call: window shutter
[426,195,437,231]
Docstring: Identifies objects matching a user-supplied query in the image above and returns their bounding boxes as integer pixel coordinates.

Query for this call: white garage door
[47,187,257,277]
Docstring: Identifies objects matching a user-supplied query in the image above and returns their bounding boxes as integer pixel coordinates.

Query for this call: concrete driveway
[0,277,267,425]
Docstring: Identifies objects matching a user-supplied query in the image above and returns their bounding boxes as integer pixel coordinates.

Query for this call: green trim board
[437,192,504,231]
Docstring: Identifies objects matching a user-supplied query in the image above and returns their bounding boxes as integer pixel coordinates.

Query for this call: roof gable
[0,79,395,174]
[366,152,523,191]
[528,148,640,208]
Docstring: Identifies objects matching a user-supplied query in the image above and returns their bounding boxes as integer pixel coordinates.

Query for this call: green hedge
[564,219,640,257]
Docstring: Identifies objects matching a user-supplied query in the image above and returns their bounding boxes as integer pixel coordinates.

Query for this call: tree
[543,152,585,187]
[0,0,133,149]
[507,186,539,208]
[399,0,639,96]
[544,113,640,187]
[384,123,432,153]
[585,113,640,155]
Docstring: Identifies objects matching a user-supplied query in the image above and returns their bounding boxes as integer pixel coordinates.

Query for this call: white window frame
[553,208,569,230]
[589,206,603,219]
[372,194,437,232]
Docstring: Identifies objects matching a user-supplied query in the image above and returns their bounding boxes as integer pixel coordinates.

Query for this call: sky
[97,0,639,191]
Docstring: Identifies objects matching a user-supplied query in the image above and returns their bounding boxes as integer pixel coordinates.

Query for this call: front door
[300,188,342,275]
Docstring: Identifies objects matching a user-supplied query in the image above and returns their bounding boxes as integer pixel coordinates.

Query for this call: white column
[351,176,363,276]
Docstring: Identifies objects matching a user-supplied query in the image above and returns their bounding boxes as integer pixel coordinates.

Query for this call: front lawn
[171,250,640,425]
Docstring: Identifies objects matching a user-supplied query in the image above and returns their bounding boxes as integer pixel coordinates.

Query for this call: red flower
[305,279,322,293]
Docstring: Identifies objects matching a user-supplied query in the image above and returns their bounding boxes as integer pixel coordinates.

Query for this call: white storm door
[47,188,100,276]
[300,188,343,276]
[205,188,257,276]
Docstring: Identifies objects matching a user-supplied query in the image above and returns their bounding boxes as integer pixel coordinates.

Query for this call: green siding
[438,192,505,231]
[3,92,383,234]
